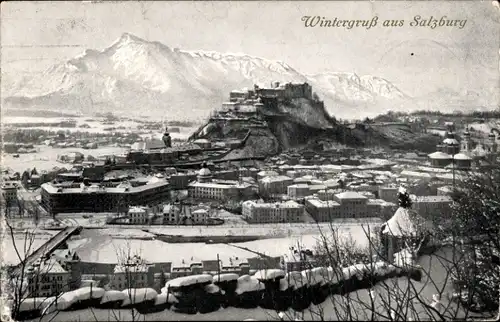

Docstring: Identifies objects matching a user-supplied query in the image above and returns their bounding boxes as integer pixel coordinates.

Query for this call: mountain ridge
[2,32,469,121]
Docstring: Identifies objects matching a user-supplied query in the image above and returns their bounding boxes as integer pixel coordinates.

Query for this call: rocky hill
[189,94,440,157]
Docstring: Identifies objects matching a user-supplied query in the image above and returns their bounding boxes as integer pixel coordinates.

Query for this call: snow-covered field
[146,220,382,237]
[1,229,58,266]
[65,223,378,266]
[468,121,500,134]
[3,116,197,138]
[1,145,128,173]
[67,233,257,266]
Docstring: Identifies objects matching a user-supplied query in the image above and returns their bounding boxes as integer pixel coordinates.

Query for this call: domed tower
[162,126,172,148]
[197,162,213,183]
[442,131,460,155]
[485,131,498,154]
[460,127,473,154]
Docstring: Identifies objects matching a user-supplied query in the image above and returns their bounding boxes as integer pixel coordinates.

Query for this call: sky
[1,0,499,105]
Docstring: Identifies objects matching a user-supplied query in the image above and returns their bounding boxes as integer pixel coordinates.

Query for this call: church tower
[162,126,172,148]
[485,131,498,154]
[460,127,473,154]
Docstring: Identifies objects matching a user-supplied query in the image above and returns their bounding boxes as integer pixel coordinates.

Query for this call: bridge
[10,226,83,277]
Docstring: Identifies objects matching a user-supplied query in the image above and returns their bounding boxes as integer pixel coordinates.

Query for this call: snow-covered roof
[213,273,239,283]
[198,167,212,177]
[335,191,367,200]
[257,170,279,177]
[146,176,165,184]
[193,138,210,143]
[453,153,472,160]
[235,275,265,294]
[382,207,433,237]
[428,151,452,159]
[442,138,459,145]
[253,269,285,281]
[164,274,213,289]
[100,290,127,304]
[121,288,158,306]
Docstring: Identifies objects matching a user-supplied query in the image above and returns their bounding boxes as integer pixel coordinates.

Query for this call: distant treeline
[3,109,80,118]
[92,112,198,127]
[374,109,500,120]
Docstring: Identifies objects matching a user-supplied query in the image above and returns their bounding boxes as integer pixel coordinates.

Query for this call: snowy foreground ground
[23,248,481,322]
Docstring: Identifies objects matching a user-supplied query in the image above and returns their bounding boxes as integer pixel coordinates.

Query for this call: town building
[242,200,304,223]
[109,260,152,291]
[128,206,149,225]
[1,181,18,205]
[287,184,311,199]
[258,175,294,196]
[192,138,212,149]
[367,199,398,220]
[430,127,499,169]
[334,191,369,218]
[188,163,251,201]
[162,204,181,224]
[191,208,209,224]
[452,153,473,170]
[40,178,170,214]
[304,198,341,222]
[26,258,71,297]
[411,195,453,220]
[378,186,399,204]
[169,172,197,190]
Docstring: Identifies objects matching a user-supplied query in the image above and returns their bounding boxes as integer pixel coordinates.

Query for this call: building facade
[242,200,304,223]
[26,259,71,297]
[40,179,170,214]
[128,206,149,224]
[109,263,151,291]
[258,175,294,196]
[334,191,369,218]
[304,198,341,222]
[1,182,18,205]
[411,195,453,220]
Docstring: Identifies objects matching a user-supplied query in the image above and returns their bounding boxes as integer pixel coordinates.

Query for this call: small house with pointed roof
[380,187,434,263]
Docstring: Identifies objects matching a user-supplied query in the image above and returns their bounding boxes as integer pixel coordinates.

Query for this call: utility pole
[217,253,220,283]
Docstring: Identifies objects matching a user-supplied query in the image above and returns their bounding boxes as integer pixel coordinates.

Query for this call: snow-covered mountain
[307,72,408,102]
[4,33,409,121]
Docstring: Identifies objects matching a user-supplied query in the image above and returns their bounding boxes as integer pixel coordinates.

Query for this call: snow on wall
[204,284,221,294]
[253,269,286,281]
[18,297,56,313]
[121,288,158,306]
[11,260,421,320]
[154,293,178,305]
[164,274,213,289]
[100,290,127,304]
[302,267,330,286]
[283,271,308,290]
[235,275,266,295]
[212,273,239,283]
